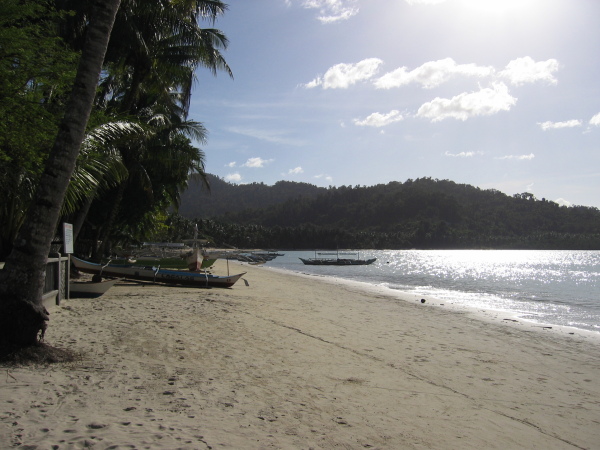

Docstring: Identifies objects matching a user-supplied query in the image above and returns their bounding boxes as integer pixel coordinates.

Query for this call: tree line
[173,177,600,250]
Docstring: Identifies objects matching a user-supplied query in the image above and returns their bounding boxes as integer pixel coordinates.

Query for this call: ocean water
[263,250,600,334]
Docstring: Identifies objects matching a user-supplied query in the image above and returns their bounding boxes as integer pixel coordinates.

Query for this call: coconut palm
[88,116,209,257]
[84,0,232,257]
[0,120,136,260]
[0,0,123,346]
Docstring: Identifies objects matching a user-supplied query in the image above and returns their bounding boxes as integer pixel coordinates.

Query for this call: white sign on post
[63,223,74,254]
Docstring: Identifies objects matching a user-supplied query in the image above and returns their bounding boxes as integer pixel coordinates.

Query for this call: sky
[189,0,600,208]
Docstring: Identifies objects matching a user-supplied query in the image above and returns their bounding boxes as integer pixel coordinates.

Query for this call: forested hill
[179,176,600,250]
[178,174,326,218]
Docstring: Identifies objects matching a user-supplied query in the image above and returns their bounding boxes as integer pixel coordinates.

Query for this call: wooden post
[67,254,71,299]
[55,252,61,306]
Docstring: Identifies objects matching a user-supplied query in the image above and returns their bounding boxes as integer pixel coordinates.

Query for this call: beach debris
[420,299,426,303]
[6,370,17,382]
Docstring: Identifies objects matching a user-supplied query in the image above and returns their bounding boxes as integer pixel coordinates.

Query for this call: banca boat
[72,257,246,288]
[299,251,376,266]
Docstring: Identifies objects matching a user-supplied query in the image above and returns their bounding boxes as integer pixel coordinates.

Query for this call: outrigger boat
[182,247,216,271]
[72,257,246,288]
[182,224,215,271]
[299,251,376,266]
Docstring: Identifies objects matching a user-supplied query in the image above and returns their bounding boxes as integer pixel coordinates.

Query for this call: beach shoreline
[264,264,600,343]
[2,259,599,448]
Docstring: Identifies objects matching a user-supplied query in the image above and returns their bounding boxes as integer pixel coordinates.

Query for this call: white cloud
[555,198,572,207]
[225,126,304,146]
[495,153,535,160]
[354,110,404,127]
[375,58,494,89]
[242,157,275,168]
[301,0,358,23]
[538,120,582,131]
[315,174,333,183]
[225,172,242,183]
[305,58,383,89]
[286,166,304,175]
[499,57,559,86]
[310,56,559,92]
[590,112,600,126]
[417,82,517,122]
[444,150,483,157]
[226,161,236,168]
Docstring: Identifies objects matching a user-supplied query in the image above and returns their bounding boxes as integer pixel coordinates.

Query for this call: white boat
[69,278,121,298]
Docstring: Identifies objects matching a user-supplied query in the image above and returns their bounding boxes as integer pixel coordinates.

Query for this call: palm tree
[85,0,232,257]
[89,117,209,258]
[0,0,122,347]
[0,120,134,260]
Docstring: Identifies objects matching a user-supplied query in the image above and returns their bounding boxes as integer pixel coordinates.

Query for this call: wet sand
[1,260,599,449]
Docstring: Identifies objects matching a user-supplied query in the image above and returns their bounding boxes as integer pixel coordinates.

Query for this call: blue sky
[190,0,600,208]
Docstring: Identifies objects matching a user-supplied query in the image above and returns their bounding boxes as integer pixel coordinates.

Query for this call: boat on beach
[69,277,121,298]
[72,256,246,288]
[299,251,376,266]
[181,224,216,271]
[182,246,217,271]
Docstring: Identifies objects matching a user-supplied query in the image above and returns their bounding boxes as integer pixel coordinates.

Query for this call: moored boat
[299,251,376,266]
[72,257,246,288]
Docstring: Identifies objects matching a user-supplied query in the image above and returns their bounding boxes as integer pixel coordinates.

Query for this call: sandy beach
[1,260,599,449]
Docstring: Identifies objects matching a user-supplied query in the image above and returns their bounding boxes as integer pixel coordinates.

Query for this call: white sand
[1,260,599,449]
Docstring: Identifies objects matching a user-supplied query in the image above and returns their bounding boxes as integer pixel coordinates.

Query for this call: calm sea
[263,250,600,334]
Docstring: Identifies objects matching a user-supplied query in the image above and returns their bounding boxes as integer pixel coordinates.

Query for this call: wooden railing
[43,254,70,308]
[0,254,70,308]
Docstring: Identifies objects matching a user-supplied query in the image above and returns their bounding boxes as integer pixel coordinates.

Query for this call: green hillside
[178,173,326,218]
[178,176,600,250]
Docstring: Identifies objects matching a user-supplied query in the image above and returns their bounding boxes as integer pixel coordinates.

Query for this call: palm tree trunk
[72,186,99,242]
[92,180,126,261]
[0,0,122,347]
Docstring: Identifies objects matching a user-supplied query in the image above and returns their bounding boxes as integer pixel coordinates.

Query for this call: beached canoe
[72,257,246,288]
[69,278,121,298]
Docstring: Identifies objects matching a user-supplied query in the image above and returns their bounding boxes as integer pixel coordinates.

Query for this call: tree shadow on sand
[0,342,79,366]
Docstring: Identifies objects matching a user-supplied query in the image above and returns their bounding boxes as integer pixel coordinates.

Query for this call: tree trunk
[72,186,99,242]
[0,0,122,347]
[93,179,127,261]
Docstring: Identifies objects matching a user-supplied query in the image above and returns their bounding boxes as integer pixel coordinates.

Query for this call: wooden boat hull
[185,248,216,271]
[70,278,120,298]
[72,257,245,288]
[299,257,377,266]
